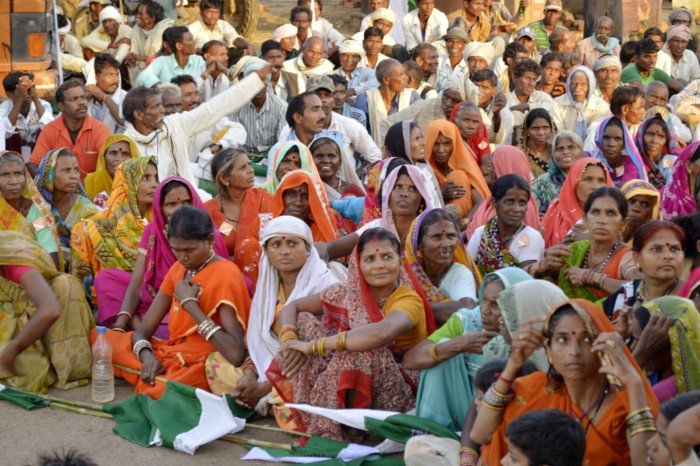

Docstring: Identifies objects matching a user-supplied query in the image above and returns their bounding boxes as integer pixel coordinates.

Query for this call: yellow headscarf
[84,134,140,201]
[621,179,661,220]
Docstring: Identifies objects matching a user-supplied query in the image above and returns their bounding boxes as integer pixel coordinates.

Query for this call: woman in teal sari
[403,267,531,430]
[262,141,319,194]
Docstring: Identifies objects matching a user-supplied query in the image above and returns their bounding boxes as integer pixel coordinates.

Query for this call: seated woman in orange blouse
[93,206,251,399]
[204,148,272,284]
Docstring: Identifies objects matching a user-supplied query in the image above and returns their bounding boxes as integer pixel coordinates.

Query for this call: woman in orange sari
[271,170,353,242]
[204,148,272,284]
[425,120,490,221]
[541,157,613,247]
[93,206,251,399]
[471,299,659,466]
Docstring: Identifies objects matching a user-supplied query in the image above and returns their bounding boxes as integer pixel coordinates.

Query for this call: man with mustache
[85,53,126,133]
[576,16,621,69]
[503,59,554,141]
[29,80,110,179]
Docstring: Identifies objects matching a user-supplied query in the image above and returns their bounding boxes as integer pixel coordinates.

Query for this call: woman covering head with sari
[84,134,140,204]
[590,116,648,186]
[71,157,158,310]
[263,141,318,194]
[532,131,586,215]
[466,146,540,238]
[0,231,94,392]
[204,148,272,284]
[0,151,63,270]
[425,120,490,220]
[633,297,700,404]
[95,207,251,399]
[404,208,480,325]
[35,148,99,267]
[661,141,700,220]
[405,267,532,431]
[383,121,442,207]
[309,137,365,201]
[473,299,659,466]
[621,179,661,243]
[635,114,681,189]
[450,102,491,164]
[541,157,613,247]
[359,157,407,226]
[267,228,430,439]
[111,177,228,338]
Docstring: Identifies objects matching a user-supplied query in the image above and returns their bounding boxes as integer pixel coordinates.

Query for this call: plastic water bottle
[91,326,115,403]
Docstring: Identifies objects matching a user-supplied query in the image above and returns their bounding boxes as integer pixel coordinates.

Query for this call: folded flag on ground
[0,384,50,410]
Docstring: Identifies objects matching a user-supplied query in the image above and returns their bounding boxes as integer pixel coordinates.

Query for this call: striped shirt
[228,91,288,154]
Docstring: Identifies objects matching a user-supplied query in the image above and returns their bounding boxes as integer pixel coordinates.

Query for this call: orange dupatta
[205,187,272,283]
[271,170,340,243]
[541,157,613,247]
[484,299,659,466]
[466,146,541,238]
[425,120,490,217]
[99,260,251,399]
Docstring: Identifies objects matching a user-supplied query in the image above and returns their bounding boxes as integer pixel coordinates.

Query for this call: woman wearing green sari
[632,297,700,404]
[403,267,531,430]
[0,231,94,393]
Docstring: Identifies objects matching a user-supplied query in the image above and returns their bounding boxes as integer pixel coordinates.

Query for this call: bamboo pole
[114,363,169,384]
[50,402,114,419]
[219,435,293,451]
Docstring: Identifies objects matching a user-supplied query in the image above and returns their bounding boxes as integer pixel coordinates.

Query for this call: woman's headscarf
[564,66,597,139]
[309,136,365,199]
[425,120,490,201]
[73,157,155,273]
[661,141,700,220]
[449,103,491,163]
[248,216,341,380]
[85,134,140,201]
[263,141,319,193]
[405,208,482,302]
[591,116,648,183]
[635,115,681,189]
[140,177,228,305]
[541,157,613,247]
[0,151,64,270]
[621,179,660,220]
[384,121,416,162]
[466,146,540,238]
[271,170,340,243]
[680,267,700,299]
[548,131,584,188]
[380,164,437,238]
[643,297,700,394]
[483,280,567,370]
[34,148,93,249]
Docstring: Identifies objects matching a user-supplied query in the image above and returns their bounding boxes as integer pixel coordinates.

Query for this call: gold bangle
[626,407,653,420]
[629,425,657,436]
[337,331,347,351]
[319,337,328,357]
[459,447,478,455]
[429,343,442,363]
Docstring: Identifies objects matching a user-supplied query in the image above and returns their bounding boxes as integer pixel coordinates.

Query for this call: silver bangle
[179,297,198,308]
[197,318,216,337]
[117,311,132,320]
[132,339,153,361]
[204,325,222,341]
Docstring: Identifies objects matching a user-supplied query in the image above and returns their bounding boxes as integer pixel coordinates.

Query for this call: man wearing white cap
[402,0,448,51]
[592,54,622,103]
[124,0,174,86]
[438,27,469,76]
[353,8,397,47]
[465,41,495,75]
[334,40,379,97]
[81,5,133,63]
[659,25,700,86]
[73,0,112,42]
[575,16,620,69]
[56,14,87,74]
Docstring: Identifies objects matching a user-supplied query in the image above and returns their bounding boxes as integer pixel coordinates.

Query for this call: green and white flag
[0,383,50,410]
[104,381,247,454]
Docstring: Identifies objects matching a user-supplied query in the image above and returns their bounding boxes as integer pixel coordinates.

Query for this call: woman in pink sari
[104,177,228,338]
[661,141,700,220]
[466,146,540,238]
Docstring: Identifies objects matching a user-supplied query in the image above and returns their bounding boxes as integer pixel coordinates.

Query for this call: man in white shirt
[334,39,379,98]
[81,6,132,64]
[281,36,335,97]
[644,81,692,144]
[504,59,554,142]
[402,0,448,51]
[124,0,174,85]
[188,0,253,53]
[0,72,53,154]
[412,43,448,93]
[438,27,468,77]
[360,27,390,70]
[122,65,271,192]
[298,0,346,56]
[659,24,700,87]
[353,8,397,47]
[85,54,126,134]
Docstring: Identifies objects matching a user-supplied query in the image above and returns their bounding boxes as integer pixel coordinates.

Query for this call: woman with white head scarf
[552,65,611,139]
[205,216,340,414]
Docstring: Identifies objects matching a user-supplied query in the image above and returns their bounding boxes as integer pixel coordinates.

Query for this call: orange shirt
[30,115,110,179]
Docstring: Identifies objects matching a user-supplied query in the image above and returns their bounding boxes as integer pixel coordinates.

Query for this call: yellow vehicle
[0,0,58,98]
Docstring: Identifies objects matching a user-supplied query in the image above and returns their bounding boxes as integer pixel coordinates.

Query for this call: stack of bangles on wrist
[312,337,328,357]
[132,339,153,361]
[113,311,132,332]
[279,325,298,344]
[459,447,479,466]
[197,318,221,341]
[582,270,607,289]
[626,408,656,436]
[482,384,515,411]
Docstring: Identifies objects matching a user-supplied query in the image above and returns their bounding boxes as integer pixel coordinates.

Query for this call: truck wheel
[223,0,259,37]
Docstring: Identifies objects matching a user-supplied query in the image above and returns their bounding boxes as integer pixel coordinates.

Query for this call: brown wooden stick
[219,435,293,451]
